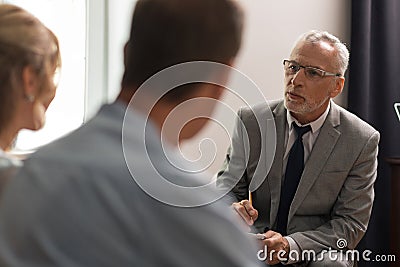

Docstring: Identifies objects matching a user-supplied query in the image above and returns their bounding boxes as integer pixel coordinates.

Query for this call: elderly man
[217,30,380,266]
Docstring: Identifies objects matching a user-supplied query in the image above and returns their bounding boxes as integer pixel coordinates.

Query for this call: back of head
[121,0,244,95]
[0,4,60,133]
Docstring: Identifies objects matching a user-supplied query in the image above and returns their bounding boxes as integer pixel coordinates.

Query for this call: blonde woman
[0,4,60,181]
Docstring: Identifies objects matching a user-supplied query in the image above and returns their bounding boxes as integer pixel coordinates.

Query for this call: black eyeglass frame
[283,59,342,79]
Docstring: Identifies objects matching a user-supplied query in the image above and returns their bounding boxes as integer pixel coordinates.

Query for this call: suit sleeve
[216,108,251,202]
[289,131,380,253]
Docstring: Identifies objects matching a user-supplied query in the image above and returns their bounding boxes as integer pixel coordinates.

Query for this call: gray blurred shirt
[0,151,22,195]
[0,102,261,267]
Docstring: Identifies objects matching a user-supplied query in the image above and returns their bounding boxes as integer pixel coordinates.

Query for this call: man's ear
[212,58,236,96]
[226,58,235,67]
[22,66,38,99]
[213,84,225,100]
[200,83,225,101]
[330,77,345,98]
[123,41,130,68]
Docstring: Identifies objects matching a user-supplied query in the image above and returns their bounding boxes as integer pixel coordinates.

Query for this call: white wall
[107,0,352,176]
[107,0,137,101]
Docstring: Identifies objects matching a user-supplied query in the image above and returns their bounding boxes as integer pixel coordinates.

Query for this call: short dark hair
[121,0,243,96]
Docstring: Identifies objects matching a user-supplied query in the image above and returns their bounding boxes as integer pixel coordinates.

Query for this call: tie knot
[293,123,311,138]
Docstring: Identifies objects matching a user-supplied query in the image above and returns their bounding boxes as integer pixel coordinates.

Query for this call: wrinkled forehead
[289,40,338,70]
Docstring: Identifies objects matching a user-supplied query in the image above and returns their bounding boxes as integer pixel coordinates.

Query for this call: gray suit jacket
[217,99,380,254]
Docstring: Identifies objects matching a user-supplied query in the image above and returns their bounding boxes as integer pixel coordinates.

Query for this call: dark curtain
[348,0,400,266]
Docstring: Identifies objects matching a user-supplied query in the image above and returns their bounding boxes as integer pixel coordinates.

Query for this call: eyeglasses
[283,60,341,80]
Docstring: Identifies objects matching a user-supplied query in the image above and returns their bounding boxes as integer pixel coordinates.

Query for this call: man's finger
[232,201,254,225]
[239,200,258,220]
[263,230,278,239]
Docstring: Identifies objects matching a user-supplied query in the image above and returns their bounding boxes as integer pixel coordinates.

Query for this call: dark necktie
[276,123,311,236]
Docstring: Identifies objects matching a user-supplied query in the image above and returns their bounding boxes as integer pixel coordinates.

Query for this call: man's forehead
[290,41,336,66]
[292,40,335,54]
[318,41,335,52]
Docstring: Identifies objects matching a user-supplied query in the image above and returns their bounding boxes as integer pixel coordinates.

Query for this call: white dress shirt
[282,101,331,264]
[283,101,331,171]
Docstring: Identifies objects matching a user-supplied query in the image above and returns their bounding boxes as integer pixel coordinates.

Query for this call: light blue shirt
[0,102,261,267]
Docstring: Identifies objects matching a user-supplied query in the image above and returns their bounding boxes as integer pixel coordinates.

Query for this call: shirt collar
[286,100,331,133]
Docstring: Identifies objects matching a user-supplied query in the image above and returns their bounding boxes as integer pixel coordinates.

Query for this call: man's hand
[232,199,258,226]
[261,230,289,265]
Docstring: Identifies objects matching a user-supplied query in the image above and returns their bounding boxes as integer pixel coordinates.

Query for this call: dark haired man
[0,1,261,266]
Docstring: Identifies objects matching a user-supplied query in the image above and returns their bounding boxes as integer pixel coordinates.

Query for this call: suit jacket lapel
[268,101,286,225]
[288,102,341,221]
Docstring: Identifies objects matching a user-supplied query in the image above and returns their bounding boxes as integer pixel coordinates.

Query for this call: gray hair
[295,30,349,76]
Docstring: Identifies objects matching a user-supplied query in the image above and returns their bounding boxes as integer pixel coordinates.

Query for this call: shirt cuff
[283,236,301,265]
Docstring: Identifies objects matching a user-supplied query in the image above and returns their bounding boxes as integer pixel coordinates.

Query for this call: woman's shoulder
[0,155,22,195]
[0,154,23,170]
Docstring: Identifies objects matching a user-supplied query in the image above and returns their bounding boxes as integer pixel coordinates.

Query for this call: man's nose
[291,67,306,85]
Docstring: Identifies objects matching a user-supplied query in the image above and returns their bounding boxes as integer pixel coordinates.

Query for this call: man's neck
[117,88,180,147]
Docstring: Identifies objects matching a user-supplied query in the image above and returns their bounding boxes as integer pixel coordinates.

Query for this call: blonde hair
[0,4,61,131]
